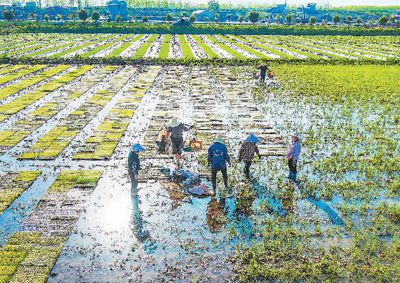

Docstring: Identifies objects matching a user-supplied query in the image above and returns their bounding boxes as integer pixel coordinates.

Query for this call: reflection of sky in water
[49,160,349,280]
[50,168,235,281]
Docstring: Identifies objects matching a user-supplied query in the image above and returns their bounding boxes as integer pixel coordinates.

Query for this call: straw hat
[214,136,225,145]
[245,134,260,143]
[289,133,300,139]
[169,117,180,128]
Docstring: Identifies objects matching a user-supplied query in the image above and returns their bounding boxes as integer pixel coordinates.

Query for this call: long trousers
[211,168,228,192]
[288,159,297,181]
[244,161,252,179]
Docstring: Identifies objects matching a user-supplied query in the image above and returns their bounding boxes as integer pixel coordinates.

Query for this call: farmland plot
[0,34,398,61]
[0,63,398,282]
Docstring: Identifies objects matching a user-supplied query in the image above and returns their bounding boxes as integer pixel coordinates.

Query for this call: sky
[183,0,400,7]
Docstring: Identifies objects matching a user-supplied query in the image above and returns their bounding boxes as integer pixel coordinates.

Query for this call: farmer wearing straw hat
[239,134,261,180]
[287,133,301,183]
[208,136,231,196]
[167,117,190,166]
[128,143,145,196]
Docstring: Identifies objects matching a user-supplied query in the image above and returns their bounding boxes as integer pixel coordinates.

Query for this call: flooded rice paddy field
[0,63,398,282]
[0,34,399,61]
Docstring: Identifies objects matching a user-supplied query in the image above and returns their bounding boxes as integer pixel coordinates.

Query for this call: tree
[56,14,63,21]
[248,11,260,24]
[274,14,282,23]
[68,13,76,21]
[208,0,219,14]
[28,12,35,20]
[309,16,317,25]
[44,14,50,22]
[166,13,173,22]
[333,14,340,25]
[2,10,14,21]
[92,11,100,22]
[77,9,88,22]
[238,15,244,23]
[227,13,232,22]
[285,14,293,24]
[389,15,395,23]
[204,16,209,22]
[379,16,388,25]
[345,15,353,24]
[214,13,219,22]
[116,15,122,22]
[142,16,149,22]
[189,14,196,23]
[356,17,362,25]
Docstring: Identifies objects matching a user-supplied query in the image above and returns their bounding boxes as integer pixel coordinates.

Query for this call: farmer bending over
[167,117,190,166]
[156,126,170,153]
[239,134,261,180]
[287,133,301,183]
[208,136,231,196]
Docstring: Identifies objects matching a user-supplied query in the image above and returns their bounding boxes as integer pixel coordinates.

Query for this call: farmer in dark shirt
[239,134,261,179]
[167,117,190,166]
[259,63,269,83]
[208,136,231,196]
[128,144,145,196]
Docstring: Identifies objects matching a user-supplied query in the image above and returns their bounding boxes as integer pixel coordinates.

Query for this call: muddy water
[0,65,344,282]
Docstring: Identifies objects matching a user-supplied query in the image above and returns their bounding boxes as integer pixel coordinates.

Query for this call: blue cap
[245,134,260,143]
[131,144,145,152]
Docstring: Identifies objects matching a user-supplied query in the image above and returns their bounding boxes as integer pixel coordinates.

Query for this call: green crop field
[0,28,398,282]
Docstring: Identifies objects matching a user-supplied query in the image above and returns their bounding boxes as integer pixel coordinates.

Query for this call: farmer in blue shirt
[287,133,301,182]
[208,136,231,195]
[128,144,145,196]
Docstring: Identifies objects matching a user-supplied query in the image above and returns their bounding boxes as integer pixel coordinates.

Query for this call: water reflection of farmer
[287,133,301,183]
[132,195,150,242]
[206,197,227,233]
[128,144,145,196]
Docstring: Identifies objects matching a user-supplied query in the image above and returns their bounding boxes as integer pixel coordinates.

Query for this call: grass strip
[0,66,92,122]
[0,65,46,85]
[0,171,41,213]
[49,34,116,58]
[217,35,271,59]
[158,34,171,59]
[105,34,145,58]
[80,34,131,58]
[24,42,76,58]
[132,34,158,59]
[191,35,220,59]
[179,35,195,59]
[0,65,25,76]
[204,35,246,59]
[231,35,296,60]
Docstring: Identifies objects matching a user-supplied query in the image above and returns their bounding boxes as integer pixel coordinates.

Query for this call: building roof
[191,10,212,16]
